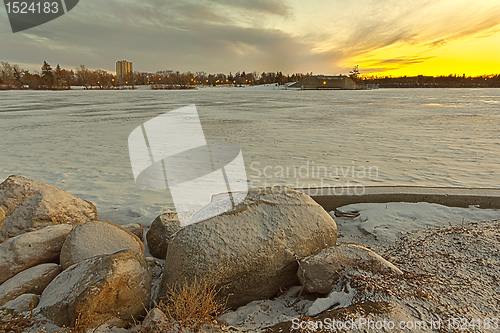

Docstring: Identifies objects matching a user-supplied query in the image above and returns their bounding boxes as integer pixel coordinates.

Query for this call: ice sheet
[0,88,499,227]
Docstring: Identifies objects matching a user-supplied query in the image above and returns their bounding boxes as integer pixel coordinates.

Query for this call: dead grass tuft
[141,277,229,333]
[159,278,228,331]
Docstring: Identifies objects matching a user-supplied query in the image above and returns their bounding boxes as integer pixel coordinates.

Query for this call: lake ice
[0,87,499,229]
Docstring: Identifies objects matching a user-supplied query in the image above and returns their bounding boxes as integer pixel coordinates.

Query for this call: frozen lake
[0,87,499,226]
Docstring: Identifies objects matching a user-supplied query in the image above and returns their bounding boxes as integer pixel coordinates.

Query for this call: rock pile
[0,176,151,329]
[0,176,404,332]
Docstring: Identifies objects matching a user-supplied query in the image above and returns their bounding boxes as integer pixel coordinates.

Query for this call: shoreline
[301,186,500,211]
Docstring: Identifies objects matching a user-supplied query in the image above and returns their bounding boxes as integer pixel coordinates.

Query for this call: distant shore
[3,84,500,91]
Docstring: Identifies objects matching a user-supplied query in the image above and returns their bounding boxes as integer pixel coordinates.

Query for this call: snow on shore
[216,202,499,332]
[334,201,499,245]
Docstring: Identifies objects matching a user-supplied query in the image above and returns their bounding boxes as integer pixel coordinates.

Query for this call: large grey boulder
[158,187,338,309]
[60,220,145,270]
[146,212,181,259]
[0,263,59,306]
[298,243,403,294]
[0,175,98,242]
[0,224,72,284]
[36,249,152,329]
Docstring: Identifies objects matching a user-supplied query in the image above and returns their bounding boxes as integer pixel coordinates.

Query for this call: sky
[1,0,500,77]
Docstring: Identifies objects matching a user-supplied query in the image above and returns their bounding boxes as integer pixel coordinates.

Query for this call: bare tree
[75,65,91,89]
[349,65,360,78]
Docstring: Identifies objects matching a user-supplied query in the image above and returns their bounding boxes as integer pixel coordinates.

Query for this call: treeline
[0,61,312,90]
[4,60,499,90]
[0,61,117,90]
[151,70,311,87]
[354,74,500,88]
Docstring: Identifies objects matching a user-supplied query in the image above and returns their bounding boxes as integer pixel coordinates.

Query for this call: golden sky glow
[353,29,500,77]
[282,0,500,76]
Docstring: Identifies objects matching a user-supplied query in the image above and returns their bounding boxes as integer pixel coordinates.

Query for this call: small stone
[142,308,167,328]
[123,223,144,241]
[145,256,159,271]
[146,212,181,259]
[2,294,39,312]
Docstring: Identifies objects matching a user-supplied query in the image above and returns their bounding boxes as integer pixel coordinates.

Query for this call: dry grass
[141,277,229,333]
[158,278,228,331]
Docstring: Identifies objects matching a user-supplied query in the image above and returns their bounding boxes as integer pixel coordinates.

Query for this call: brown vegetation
[150,277,229,332]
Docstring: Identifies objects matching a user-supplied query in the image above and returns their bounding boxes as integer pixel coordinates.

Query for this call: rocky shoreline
[1,175,498,333]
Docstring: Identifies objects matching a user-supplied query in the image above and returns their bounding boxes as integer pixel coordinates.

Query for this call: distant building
[116,60,132,78]
[289,75,358,90]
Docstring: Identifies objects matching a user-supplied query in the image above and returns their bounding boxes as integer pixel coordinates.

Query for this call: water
[0,88,499,226]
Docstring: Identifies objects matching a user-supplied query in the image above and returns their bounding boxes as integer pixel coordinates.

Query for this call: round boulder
[36,249,152,329]
[0,263,60,306]
[146,212,181,259]
[298,243,403,294]
[0,175,98,242]
[0,224,73,284]
[60,220,144,270]
[158,187,338,309]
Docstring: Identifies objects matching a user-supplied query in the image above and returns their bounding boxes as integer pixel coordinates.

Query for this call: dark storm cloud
[0,0,304,73]
[205,0,292,17]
